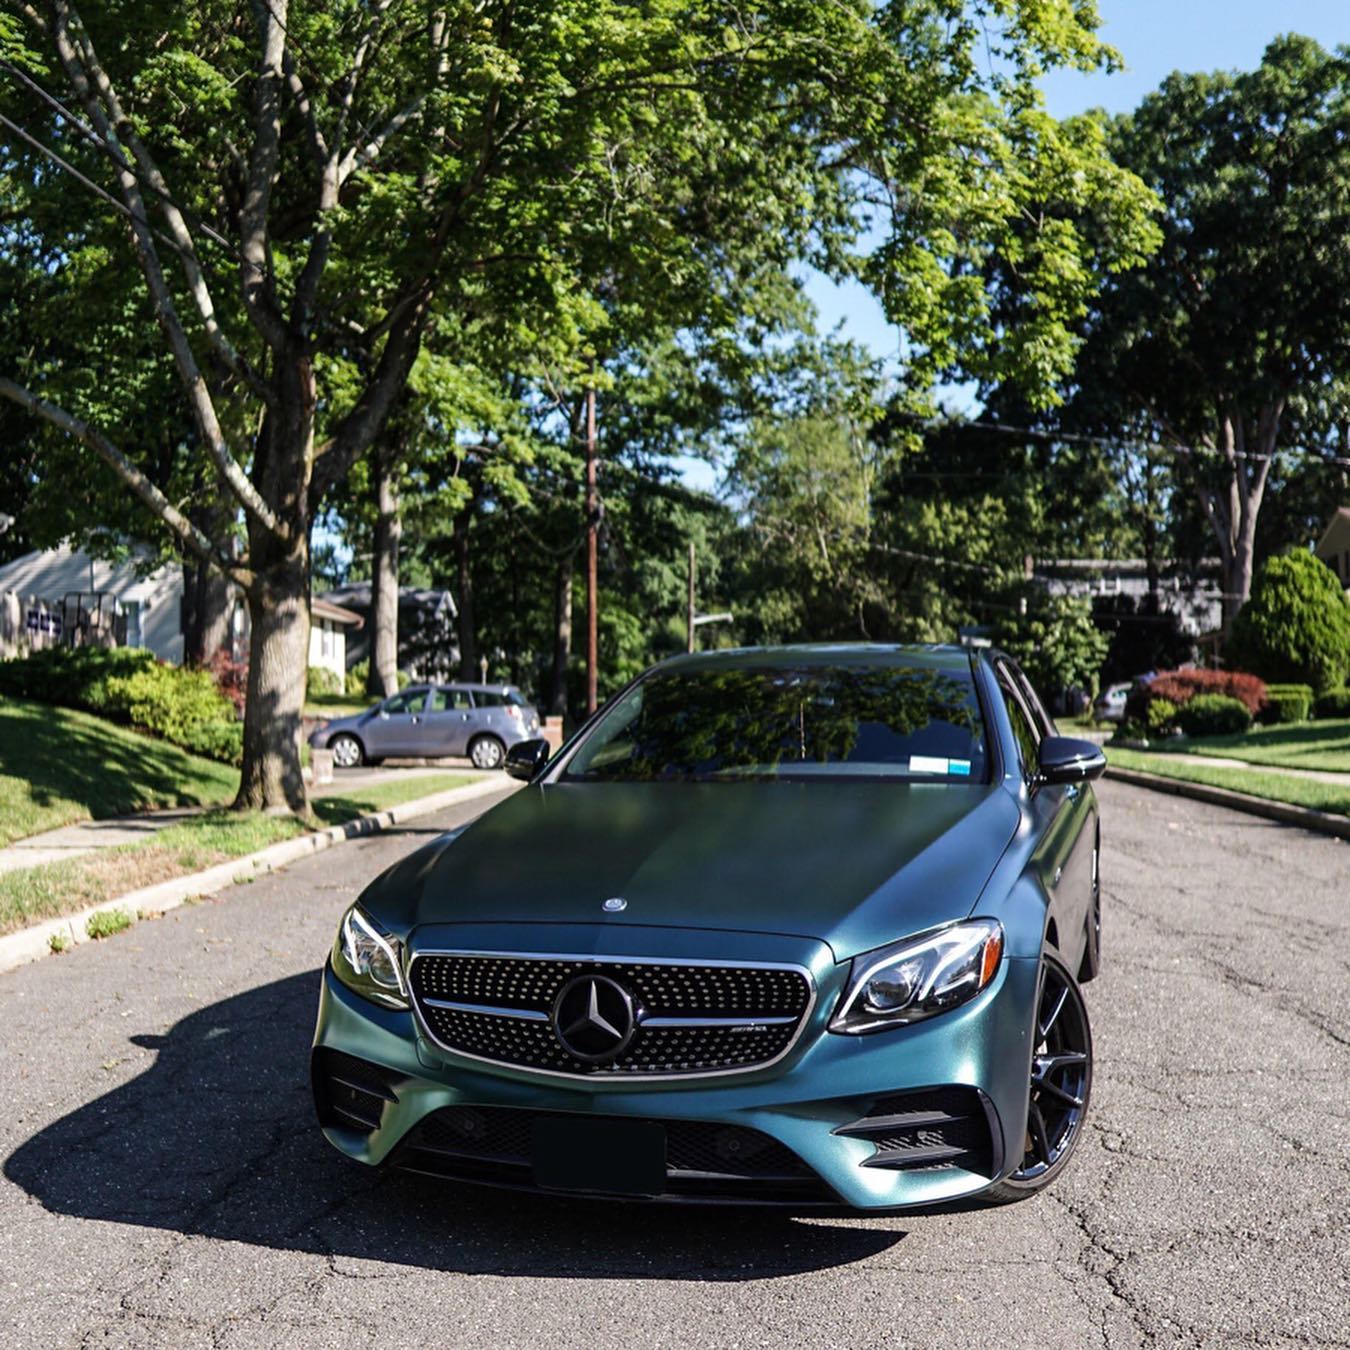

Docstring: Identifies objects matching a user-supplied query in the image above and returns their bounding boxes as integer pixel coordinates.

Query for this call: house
[1032,557,1224,635]
[308,598,364,682]
[0,544,361,671]
[1315,508,1350,593]
[318,582,458,679]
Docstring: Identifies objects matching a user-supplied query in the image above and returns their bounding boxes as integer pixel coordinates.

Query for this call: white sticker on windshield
[909,755,949,774]
[949,759,972,776]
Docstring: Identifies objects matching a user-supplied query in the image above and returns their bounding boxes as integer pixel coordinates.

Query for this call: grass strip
[1107,746,1350,817]
[1153,718,1350,774]
[0,772,474,935]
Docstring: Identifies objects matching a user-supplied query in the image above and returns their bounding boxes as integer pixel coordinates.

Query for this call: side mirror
[504,738,551,782]
[1037,736,1106,785]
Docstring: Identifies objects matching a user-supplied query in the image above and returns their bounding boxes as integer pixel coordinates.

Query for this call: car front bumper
[312,935,1040,1212]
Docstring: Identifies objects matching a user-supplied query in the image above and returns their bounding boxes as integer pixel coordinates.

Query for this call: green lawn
[1145,719,1350,774]
[0,771,475,936]
[1106,746,1350,817]
[0,699,238,846]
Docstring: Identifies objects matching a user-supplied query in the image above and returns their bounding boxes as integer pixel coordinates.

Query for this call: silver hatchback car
[310,682,541,770]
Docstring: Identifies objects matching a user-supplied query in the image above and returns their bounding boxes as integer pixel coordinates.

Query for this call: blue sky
[806,0,1350,364]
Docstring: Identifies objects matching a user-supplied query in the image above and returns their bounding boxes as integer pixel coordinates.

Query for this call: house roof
[1315,507,1350,558]
[311,597,363,628]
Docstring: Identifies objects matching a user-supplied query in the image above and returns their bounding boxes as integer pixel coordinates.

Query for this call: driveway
[0,781,1345,1347]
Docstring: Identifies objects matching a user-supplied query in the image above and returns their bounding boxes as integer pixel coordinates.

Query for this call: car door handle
[1054,865,1063,885]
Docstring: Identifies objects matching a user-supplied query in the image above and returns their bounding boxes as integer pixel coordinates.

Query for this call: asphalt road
[1,780,1346,1348]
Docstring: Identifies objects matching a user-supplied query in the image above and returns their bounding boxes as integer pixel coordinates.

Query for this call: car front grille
[408,952,813,1078]
[834,1087,996,1177]
[396,1106,837,1204]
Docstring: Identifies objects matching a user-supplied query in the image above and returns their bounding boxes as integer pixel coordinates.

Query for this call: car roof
[658,643,976,675]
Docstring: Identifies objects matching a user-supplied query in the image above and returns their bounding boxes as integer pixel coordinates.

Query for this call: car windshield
[563,663,989,783]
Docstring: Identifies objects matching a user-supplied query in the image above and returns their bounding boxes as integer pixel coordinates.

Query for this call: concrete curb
[1105,765,1350,842]
[0,774,515,977]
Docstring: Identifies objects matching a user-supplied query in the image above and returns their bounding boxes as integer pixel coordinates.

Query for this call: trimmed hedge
[1260,683,1313,725]
[0,646,240,765]
[1124,667,1267,726]
[1176,693,1252,737]
[1314,687,1350,719]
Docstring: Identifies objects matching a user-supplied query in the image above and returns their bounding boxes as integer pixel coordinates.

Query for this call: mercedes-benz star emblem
[602,897,627,912]
[551,974,637,1063]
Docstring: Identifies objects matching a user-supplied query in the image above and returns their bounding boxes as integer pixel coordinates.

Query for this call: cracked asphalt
[1,779,1346,1348]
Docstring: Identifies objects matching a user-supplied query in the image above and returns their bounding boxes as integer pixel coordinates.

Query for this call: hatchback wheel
[329,734,364,769]
[469,734,505,770]
[983,951,1093,1203]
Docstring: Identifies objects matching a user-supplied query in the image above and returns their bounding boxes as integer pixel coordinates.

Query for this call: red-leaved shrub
[206,647,248,716]
[1126,668,1266,724]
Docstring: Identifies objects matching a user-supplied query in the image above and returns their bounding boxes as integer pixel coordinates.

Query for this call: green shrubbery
[345,659,369,698]
[0,647,240,764]
[1229,551,1350,693]
[306,664,342,697]
[1314,687,1350,719]
[1176,693,1252,737]
[1260,683,1313,724]
[1145,697,1179,736]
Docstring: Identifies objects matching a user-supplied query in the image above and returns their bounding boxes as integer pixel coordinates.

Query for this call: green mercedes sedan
[312,644,1105,1211]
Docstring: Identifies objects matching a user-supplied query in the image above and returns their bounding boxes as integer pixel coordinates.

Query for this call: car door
[998,659,1095,965]
[421,686,475,756]
[363,687,430,757]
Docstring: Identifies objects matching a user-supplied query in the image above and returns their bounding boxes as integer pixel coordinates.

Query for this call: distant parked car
[310,683,541,770]
[1092,681,1132,723]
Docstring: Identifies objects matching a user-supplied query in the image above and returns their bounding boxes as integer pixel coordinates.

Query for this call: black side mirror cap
[1037,735,1107,785]
[504,738,551,782]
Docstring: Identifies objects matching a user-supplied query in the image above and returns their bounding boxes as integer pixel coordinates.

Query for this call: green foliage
[1314,688,1350,719]
[1177,694,1252,738]
[306,665,342,698]
[47,930,70,954]
[0,647,238,763]
[85,907,132,940]
[1260,684,1314,725]
[994,594,1110,701]
[345,660,370,699]
[104,666,234,742]
[1229,552,1350,693]
[1146,697,1178,735]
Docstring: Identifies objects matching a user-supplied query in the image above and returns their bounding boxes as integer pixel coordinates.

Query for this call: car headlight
[331,905,408,1008]
[829,919,1004,1034]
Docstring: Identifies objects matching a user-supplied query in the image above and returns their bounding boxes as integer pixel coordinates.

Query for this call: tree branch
[46,1,287,539]
[0,376,254,588]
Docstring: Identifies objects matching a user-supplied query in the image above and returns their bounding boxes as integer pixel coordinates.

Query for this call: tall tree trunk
[454,502,477,681]
[1197,400,1278,635]
[549,551,574,716]
[370,448,402,698]
[182,555,233,666]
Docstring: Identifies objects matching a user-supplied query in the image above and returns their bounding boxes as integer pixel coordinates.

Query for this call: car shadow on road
[4,970,906,1279]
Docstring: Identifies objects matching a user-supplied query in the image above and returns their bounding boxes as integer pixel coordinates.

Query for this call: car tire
[329,733,365,769]
[982,951,1093,1205]
[468,734,505,770]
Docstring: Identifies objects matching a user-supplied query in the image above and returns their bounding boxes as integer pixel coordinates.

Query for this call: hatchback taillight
[506,705,521,720]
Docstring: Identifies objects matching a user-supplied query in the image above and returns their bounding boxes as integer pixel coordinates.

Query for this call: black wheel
[468,734,505,770]
[329,733,365,769]
[983,951,1093,1204]
[1079,828,1102,983]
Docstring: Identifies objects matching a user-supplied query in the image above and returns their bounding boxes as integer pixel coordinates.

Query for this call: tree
[1,0,1157,814]
[1062,36,1350,628]
[1229,551,1350,692]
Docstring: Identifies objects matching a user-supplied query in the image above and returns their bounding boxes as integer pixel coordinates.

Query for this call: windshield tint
[564,663,988,783]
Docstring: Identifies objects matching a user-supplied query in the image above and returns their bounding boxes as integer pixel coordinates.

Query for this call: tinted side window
[428,688,471,712]
[382,688,427,715]
[474,690,505,707]
[997,667,1040,776]
[1010,664,1056,737]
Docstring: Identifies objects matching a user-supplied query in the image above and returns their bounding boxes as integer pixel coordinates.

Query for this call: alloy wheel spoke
[1034,1076,1084,1110]
[1028,1100,1053,1166]
[1039,984,1069,1040]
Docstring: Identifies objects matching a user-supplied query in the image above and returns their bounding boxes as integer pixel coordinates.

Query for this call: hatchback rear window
[564,664,988,782]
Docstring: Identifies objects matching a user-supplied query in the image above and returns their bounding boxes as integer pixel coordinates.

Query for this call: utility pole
[584,385,599,714]
[686,541,697,653]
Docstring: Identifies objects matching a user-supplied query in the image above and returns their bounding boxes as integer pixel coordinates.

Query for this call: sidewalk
[1133,749,1350,787]
[0,763,471,879]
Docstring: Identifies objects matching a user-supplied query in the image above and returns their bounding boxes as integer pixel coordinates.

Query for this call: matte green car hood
[367,780,1022,961]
